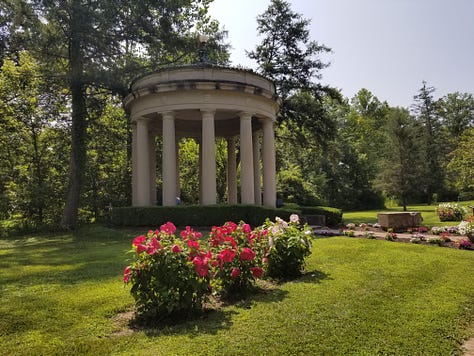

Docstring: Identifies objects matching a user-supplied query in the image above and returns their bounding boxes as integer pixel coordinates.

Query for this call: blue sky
[208,0,474,107]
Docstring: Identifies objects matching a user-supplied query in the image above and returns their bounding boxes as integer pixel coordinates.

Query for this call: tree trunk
[61,2,87,229]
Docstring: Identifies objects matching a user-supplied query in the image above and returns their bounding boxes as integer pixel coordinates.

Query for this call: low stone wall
[377,212,422,231]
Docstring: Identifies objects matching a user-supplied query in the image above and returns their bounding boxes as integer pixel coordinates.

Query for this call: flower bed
[123,215,313,323]
[436,203,467,221]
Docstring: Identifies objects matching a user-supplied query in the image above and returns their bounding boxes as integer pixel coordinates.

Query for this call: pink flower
[160,221,176,235]
[242,223,251,234]
[193,256,209,277]
[146,237,160,255]
[171,244,181,253]
[123,266,131,283]
[132,235,146,247]
[187,240,200,250]
[180,226,202,240]
[250,267,264,278]
[136,243,147,254]
[217,249,236,263]
[240,247,256,261]
[230,267,240,279]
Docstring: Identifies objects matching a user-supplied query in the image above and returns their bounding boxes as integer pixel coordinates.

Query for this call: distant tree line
[1,0,473,233]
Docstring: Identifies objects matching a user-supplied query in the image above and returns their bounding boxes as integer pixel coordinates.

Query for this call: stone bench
[377,212,422,231]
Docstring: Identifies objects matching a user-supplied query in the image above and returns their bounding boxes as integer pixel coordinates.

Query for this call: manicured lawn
[1,225,473,355]
[343,200,474,227]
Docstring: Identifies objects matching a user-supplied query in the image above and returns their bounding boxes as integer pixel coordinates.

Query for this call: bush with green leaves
[208,221,268,299]
[263,214,313,279]
[123,223,211,323]
[124,221,270,321]
[436,203,467,221]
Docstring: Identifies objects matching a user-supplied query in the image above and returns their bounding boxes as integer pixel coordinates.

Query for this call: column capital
[132,116,150,124]
[239,111,254,120]
[260,116,275,125]
[200,109,216,118]
[161,111,175,120]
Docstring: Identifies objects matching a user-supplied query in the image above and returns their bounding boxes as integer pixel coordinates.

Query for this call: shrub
[124,221,270,321]
[436,203,467,222]
[111,205,300,227]
[263,214,313,279]
[123,223,211,323]
[208,221,268,299]
[300,206,343,226]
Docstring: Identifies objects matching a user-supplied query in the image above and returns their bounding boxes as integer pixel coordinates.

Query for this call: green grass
[1,225,474,355]
[343,200,474,226]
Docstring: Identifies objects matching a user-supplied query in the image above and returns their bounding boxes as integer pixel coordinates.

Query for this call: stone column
[131,122,138,206]
[226,136,237,204]
[262,117,276,208]
[135,117,151,206]
[201,110,216,205]
[239,112,255,204]
[253,131,262,205]
[162,111,177,206]
[149,132,156,205]
[198,139,203,204]
[176,138,180,202]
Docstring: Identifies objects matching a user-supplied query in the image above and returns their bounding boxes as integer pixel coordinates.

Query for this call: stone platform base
[377,212,422,231]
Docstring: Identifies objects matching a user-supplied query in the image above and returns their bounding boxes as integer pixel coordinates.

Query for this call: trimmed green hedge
[110,205,300,228]
[300,206,343,226]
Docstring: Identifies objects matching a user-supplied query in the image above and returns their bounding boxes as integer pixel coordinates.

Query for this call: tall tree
[11,0,226,228]
[447,128,474,193]
[0,51,66,224]
[247,0,338,149]
[437,92,474,138]
[412,81,443,202]
[376,108,424,211]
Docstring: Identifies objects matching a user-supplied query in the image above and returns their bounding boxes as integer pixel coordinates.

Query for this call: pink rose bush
[124,223,211,322]
[124,220,275,319]
[208,221,268,299]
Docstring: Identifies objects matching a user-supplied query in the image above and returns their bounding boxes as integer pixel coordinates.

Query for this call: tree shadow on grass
[124,307,237,338]
[296,269,333,284]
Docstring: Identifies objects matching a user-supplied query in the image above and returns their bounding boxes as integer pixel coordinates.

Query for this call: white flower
[271,225,281,235]
[268,236,274,248]
[290,214,299,223]
[304,229,312,236]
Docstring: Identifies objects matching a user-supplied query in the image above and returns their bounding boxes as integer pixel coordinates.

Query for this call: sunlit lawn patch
[1,226,473,355]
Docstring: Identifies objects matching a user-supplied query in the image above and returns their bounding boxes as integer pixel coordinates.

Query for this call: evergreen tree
[247,0,338,149]
[376,108,424,210]
[412,81,443,202]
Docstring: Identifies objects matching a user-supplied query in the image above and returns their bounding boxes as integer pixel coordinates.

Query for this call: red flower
[230,267,240,279]
[123,266,131,283]
[160,221,176,235]
[224,221,237,232]
[242,223,251,234]
[132,235,146,247]
[250,267,264,278]
[146,237,160,255]
[180,226,202,240]
[224,236,237,249]
[218,248,236,263]
[193,256,209,277]
[171,244,181,253]
[187,240,200,250]
[136,243,147,254]
[240,247,256,261]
